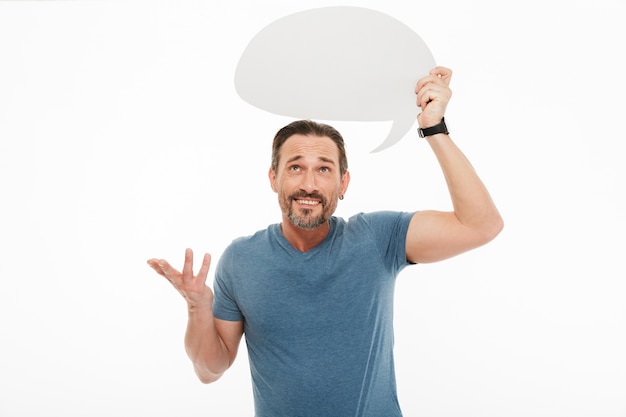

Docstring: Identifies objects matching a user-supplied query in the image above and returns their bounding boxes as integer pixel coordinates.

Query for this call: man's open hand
[147,248,213,309]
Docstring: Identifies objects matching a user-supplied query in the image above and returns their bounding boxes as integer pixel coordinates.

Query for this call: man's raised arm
[406,67,504,264]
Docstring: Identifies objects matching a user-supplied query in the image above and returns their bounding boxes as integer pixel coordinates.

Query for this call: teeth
[297,200,319,206]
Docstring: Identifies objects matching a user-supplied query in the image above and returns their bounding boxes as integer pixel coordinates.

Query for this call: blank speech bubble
[234,6,436,152]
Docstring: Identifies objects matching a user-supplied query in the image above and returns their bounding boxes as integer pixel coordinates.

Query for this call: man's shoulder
[342,211,414,227]
[227,223,277,247]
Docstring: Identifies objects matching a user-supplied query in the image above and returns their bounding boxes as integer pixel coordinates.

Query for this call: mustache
[291,191,323,199]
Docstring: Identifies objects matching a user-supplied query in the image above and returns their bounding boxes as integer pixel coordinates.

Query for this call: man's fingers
[430,66,452,86]
[161,260,180,282]
[416,84,445,109]
[147,258,183,286]
[182,248,194,278]
[147,259,166,277]
[147,258,173,276]
[416,85,432,108]
[416,66,453,95]
[197,253,212,281]
[149,249,211,289]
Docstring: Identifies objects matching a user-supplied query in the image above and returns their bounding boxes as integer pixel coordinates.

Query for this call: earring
[339,195,344,200]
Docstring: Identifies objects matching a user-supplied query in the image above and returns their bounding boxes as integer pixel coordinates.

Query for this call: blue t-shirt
[213,211,414,417]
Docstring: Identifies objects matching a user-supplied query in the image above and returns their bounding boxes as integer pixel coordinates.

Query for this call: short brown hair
[271,120,348,176]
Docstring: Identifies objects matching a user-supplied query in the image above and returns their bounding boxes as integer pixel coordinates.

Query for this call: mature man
[148,66,503,416]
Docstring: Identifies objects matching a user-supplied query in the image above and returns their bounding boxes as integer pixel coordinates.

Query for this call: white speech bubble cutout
[234,6,436,152]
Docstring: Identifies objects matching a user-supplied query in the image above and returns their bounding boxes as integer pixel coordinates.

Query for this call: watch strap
[418,117,449,138]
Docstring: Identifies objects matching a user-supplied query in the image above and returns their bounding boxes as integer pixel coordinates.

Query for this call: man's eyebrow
[285,155,303,164]
[319,156,336,165]
[285,155,337,165]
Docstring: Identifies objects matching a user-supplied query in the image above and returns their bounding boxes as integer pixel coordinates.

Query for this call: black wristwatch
[418,118,449,138]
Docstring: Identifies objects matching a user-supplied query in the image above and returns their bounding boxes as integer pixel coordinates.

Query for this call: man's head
[269,120,350,230]
[271,120,348,177]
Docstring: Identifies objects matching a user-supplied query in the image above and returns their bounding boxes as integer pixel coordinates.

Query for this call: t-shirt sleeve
[212,244,244,322]
[358,211,415,274]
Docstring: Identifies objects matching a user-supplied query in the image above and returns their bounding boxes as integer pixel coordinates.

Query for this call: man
[147,66,503,416]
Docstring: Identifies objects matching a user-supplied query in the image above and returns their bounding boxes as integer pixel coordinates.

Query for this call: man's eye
[320,167,330,173]
[290,165,300,171]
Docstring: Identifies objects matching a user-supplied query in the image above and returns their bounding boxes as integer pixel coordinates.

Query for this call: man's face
[269,134,349,230]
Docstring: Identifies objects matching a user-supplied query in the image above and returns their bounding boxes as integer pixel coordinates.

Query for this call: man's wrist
[418,117,449,138]
[187,296,214,316]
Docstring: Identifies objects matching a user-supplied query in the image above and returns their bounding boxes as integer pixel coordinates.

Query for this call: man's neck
[280,219,330,252]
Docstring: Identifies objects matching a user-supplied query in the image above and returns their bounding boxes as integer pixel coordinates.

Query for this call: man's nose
[300,170,318,194]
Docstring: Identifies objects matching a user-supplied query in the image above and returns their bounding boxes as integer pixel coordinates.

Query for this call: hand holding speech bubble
[234,6,436,152]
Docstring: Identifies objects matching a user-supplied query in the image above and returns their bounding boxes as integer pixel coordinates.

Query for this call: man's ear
[268,167,278,192]
[340,170,351,197]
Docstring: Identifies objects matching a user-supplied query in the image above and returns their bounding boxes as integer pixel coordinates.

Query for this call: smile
[295,199,320,206]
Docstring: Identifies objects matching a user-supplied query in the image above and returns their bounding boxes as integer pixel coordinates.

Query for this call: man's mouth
[295,199,320,206]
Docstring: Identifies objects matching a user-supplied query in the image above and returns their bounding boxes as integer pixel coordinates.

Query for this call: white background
[1,1,625,416]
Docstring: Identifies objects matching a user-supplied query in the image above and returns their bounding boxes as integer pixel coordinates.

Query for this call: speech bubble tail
[370,118,416,153]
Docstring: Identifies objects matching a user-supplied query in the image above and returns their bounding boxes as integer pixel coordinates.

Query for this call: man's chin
[288,214,327,230]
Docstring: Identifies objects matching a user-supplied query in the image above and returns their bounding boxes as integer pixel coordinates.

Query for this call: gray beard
[288,208,327,230]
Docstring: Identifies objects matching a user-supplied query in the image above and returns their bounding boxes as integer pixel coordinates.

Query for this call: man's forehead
[280,134,339,163]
